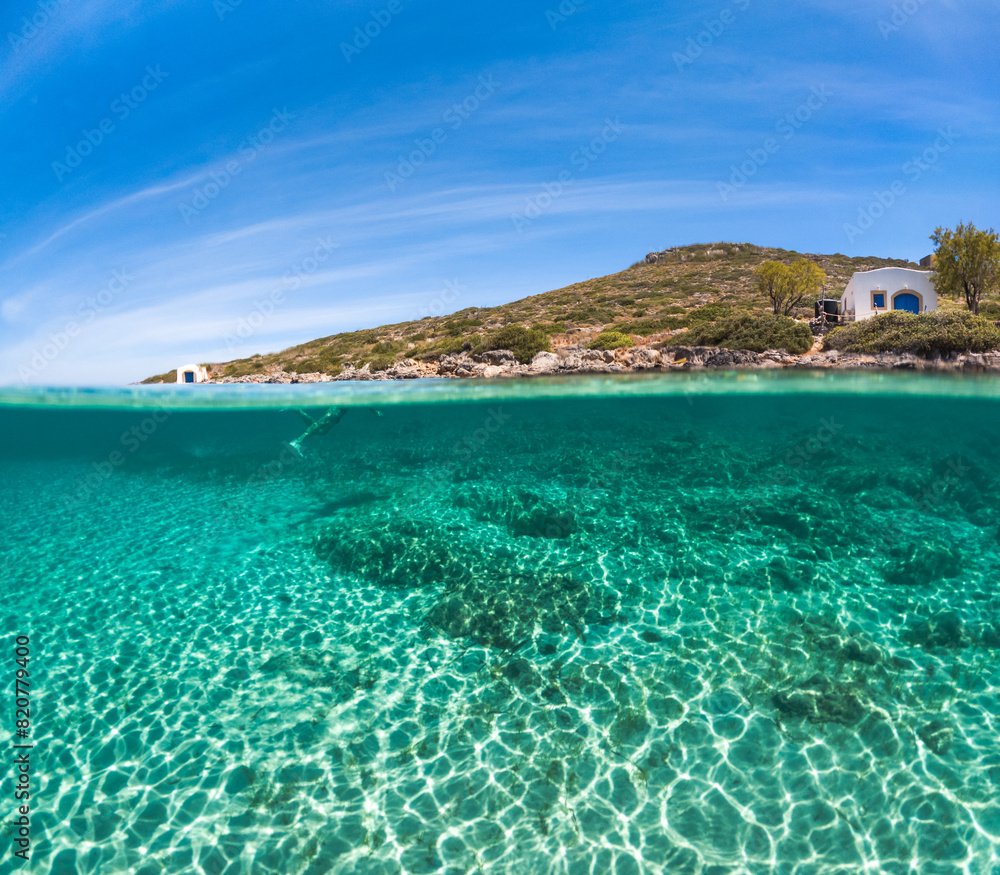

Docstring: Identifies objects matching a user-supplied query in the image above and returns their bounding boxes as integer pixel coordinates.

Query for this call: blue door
[184,371,195,383]
[893,292,920,314]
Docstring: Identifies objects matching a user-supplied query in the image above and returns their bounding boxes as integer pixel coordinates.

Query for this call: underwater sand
[1,373,998,874]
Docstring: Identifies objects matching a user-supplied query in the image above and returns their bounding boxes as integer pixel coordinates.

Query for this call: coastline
[203,344,1000,383]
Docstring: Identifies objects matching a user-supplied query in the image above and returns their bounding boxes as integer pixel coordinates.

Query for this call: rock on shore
[206,345,1000,383]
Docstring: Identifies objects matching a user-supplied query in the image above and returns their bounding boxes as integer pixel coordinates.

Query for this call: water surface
[2,373,998,874]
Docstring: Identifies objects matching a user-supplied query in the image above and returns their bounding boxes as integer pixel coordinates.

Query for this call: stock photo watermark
[61,408,172,511]
[510,117,623,233]
[882,455,972,547]
[18,269,134,382]
[410,279,466,321]
[717,85,832,202]
[385,74,498,192]
[51,66,169,182]
[177,107,296,222]
[878,0,935,39]
[914,457,970,515]
[843,127,959,244]
[219,441,306,527]
[214,0,250,21]
[6,0,69,51]
[725,417,844,531]
[341,0,406,63]
[452,408,512,462]
[673,0,751,71]
[546,0,586,31]
[224,236,339,352]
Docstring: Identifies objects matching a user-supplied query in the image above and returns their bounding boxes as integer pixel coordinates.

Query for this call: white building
[839,267,936,321]
[176,364,209,384]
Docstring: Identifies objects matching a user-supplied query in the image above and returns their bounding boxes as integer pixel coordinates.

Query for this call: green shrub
[825,311,1000,357]
[686,302,732,324]
[350,329,379,345]
[565,306,617,325]
[443,318,483,336]
[141,370,177,384]
[317,348,345,373]
[361,354,397,372]
[474,325,551,363]
[409,336,467,361]
[978,300,1000,320]
[290,358,342,377]
[613,315,687,336]
[532,322,567,335]
[223,359,266,378]
[687,312,814,354]
[589,331,635,350]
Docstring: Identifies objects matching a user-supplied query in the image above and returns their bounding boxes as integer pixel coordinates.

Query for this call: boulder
[474,349,516,366]
[438,353,472,376]
[703,349,761,368]
[384,360,421,379]
[334,363,374,381]
[627,347,661,368]
[530,351,562,373]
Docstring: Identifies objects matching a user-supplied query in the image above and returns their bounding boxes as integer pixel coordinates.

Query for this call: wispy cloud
[1,0,995,384]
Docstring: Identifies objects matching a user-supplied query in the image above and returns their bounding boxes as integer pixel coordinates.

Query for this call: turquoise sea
[2,372,999,875]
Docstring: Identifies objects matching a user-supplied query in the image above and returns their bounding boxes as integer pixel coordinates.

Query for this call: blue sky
[1,0,997,384]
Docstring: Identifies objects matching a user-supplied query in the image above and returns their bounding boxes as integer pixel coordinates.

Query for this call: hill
[142,243,920,382]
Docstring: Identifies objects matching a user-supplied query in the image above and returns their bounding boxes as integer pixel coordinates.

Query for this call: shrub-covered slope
[143,243,919,382]
[825,312,1000,357]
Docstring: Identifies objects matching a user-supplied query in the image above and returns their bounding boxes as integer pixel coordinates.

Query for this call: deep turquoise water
[1,373,999,875]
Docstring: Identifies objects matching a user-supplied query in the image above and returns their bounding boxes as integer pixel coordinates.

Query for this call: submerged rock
[259,650,360,698]
[979,623,1000,648]
[765,556,815,592]
[917,719,954,756]
[902,611,968,649]
[424,572,621,651]
[458,485,577,540]
[882,541,963,587]
[839,637,881,665]
[609,707,650,747]
[502,657,541,691]
[757,509,811,540]
[425,596,473,638]
[314,517,467,588]
[773,675,866,726]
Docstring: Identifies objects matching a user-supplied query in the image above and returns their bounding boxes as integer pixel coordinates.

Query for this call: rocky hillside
[143,242,919,383]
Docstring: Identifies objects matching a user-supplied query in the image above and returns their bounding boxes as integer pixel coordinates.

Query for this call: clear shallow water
[2,373,999,875]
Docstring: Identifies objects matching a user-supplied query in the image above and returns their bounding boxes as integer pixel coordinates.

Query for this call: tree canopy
[931,223,1000,316]
[754,259,826,317]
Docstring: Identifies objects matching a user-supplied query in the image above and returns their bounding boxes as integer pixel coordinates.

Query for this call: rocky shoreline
[207,344,1000,383]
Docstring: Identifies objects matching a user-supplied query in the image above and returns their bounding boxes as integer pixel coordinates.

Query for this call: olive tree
[931,223,1000,316]
[755,258,826,317]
